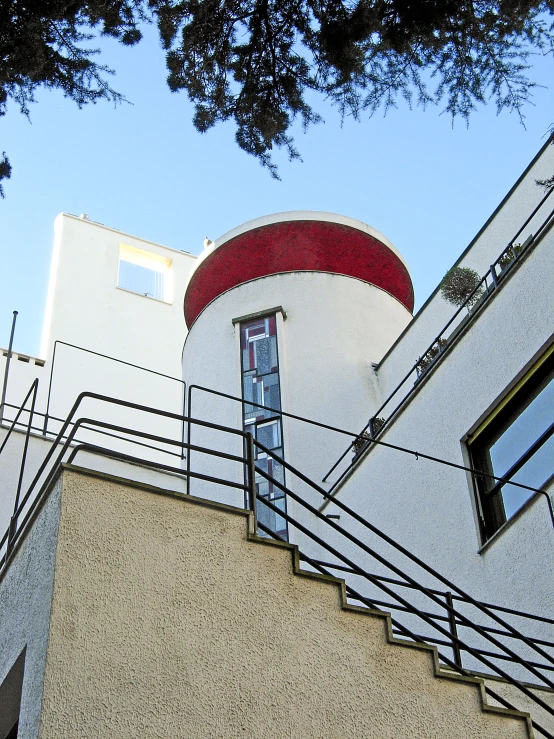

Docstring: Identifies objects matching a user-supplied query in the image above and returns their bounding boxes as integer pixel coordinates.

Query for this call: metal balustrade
[1,389,554,735]
[324,187,554,489]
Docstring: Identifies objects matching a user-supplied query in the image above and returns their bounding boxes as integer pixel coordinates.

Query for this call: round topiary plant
[439,266,484,309]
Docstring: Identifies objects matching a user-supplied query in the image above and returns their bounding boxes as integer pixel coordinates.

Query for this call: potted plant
[498,242,523,271]
[416,337,448,376]
[352,417,385,455]
[439,266,484,311]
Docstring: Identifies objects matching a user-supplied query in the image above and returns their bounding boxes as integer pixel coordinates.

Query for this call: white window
[117,245,173,303]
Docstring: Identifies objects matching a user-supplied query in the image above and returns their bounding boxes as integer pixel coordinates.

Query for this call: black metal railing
[185,382,554,532]
[1,392,554,735]
[252,442,554,737]
[323,188,554,489]
[42,340,187,453]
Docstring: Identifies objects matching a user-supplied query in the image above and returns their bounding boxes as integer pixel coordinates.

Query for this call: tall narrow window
[240,315,288,540]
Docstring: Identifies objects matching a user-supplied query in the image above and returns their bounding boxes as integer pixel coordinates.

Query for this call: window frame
[468,345,554,543]
[239,312,288,540]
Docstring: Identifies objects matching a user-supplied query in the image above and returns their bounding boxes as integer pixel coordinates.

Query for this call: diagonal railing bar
[256,520,552,739]
[255,487,554,736]
[252,437,554,670]
[0,378,39,552]
[324,193,554,487]
[0,379,39,457]
[187,383,553,525]
[312,560,554,631]
[253,460,554,690]
[2,391,553,735]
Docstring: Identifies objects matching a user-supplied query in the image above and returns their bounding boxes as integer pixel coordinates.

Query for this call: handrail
[323,191,554,488]
[1,392,553,735]
[186,383,554,529]
[252,466,554,737]
[2,402,185,460]
[0,396,251,562]
[251,437,554,672]
[43,340,187,457]
[309,560,554,627]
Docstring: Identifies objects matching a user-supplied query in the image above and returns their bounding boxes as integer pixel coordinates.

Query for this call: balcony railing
[323,187,554,489]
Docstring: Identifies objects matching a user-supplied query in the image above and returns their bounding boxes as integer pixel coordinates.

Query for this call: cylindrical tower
[182,211,414,529]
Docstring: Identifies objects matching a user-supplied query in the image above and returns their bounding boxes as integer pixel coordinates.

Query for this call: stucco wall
[37,468,529,738]
[374,138,554,408]
[1,213,194,480]
[319,224,554,635]
[0,481,61,739]
[182,271,412,508]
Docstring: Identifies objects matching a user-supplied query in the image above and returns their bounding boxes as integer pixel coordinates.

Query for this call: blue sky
[1,25,553,356]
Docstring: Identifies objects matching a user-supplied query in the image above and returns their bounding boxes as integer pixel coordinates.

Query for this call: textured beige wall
[39,468,531,738]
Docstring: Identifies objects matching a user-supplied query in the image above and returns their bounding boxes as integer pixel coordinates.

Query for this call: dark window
[240,316,288,540]
[469,349,554,542]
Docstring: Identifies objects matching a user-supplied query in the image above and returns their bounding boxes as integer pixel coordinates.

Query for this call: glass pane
[269,335,278,371]
[257,495,287,537]
[263,372,281,414]
[242,348,252,372]
[243,372,262,421]
[255,421,281,451]
[254,454,285,495]
[502,434,554,518]
[490,375,554,478]
[119,260,164,300]
[254,337,271,374]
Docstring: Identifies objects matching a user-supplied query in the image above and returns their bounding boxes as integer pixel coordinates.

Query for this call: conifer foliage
[1,0,554,192]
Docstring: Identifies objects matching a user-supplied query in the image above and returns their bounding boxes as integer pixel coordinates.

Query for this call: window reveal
[469,348,554,542]
[117,244,173,302]
[240,316,288,540]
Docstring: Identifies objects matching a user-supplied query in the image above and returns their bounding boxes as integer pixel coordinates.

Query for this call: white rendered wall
[374,139,554,409]
[40,213,196,369]
[0,480,61,739]
[182,271,412,508]
[320,224,554,630]
[1,214,198,488]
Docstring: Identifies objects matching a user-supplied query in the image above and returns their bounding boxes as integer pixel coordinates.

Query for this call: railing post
[6,515,18,556]
[0,310,18,424]
[445,591,463,669]
[368,417,375,439]
[490,264,498,289]
[186,385,193,495]
[245,432,257,531]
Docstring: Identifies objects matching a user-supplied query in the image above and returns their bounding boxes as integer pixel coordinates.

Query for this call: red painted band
[184,220,413,327]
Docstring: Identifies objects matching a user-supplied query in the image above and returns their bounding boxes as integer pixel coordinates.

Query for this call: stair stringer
[246,525,534,738]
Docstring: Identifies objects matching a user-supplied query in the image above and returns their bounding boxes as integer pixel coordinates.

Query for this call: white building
[0,138,553,737]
